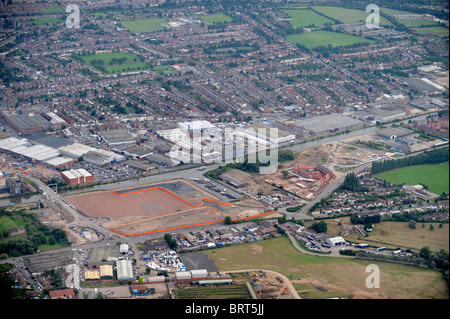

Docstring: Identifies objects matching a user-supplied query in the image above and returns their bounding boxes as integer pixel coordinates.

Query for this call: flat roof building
[61,169,94,185]
[116,259,133,281]
[98,129,136,146]
[294,113,363,136]
[325,236,346,246]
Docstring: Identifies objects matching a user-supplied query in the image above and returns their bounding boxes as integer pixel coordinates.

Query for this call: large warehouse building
[294,113,363,136]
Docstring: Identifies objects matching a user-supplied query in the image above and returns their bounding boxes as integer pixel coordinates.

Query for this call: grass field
[28,18,64,26]
[346,221,449,252]
[40,6,63,14]
[286,30,375,49]
[121,18,167,33]
[282,9,334,28]
[311,6,393,26]
[78,51,148,74]
[413,27,449,37]
[0,217,19,233]
[375,162,449,194]
[199,13,233,24]
[206,236,448,299]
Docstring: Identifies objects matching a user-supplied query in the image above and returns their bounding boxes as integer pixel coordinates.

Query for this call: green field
[40,6,63,14]
[397,18,440,27]
[206,236,448,298]
[413,26,449,37]
[375,162,449,194]
[199,13,233,24]
[78,51,148,74]
[283,9,334,28]
[28,18,64,26]
[346,221,449,252]
[286,30,375,49]
[121,18,167,33]
[311,6,393,26]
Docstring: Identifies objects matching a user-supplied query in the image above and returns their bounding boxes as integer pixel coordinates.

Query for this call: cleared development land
[206,236,448,299]
[375,163,449,194]
[286,30,375,49]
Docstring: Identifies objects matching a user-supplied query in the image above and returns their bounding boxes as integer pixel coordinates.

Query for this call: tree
[429,224,434,231]
[408,219,416,229]
[224,216,232,225]
[420,246,431,259]
[308,221,327,233]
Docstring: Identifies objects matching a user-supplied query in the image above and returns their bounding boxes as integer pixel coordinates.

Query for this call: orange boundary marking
[107,185,276,237]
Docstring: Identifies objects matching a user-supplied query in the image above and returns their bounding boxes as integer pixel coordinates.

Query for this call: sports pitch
[283,9,334,28]
[121,18,167,33]
[286,30,375,49]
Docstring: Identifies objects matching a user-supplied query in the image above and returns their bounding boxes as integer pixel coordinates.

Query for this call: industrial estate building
[294,113,363,136]
[61,169,94,186]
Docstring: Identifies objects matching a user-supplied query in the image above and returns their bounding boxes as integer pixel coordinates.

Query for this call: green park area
[286,30,375,50]
[311,6,393,26]
[76,51,148,74]
[40,6,63,14]
[0,207,70,256]
[28,18,64,26]
[199,13,233,24]
[282,9,334,28]
[206,236,448,299]
[121,18,167,33]
[413,26,449,37]
[375,162,449,194]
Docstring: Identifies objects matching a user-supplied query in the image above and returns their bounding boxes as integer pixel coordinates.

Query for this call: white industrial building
[325,236,347,246]
[0,137,74,168]
[120,244,129,254]
[116,259,134,281]
[57,143,124,165]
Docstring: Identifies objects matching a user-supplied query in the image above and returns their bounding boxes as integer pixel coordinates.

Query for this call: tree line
[371,147,449,174]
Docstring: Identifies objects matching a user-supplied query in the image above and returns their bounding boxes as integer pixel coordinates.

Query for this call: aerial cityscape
[0,0,448,306]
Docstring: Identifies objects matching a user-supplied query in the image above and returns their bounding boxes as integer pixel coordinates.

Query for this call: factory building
[61,169,94,186]
[116,259,134,281]
[0,137,74,168]
[294,113,363,136]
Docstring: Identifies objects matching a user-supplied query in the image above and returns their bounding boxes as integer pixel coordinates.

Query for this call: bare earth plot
[67,179,277,236]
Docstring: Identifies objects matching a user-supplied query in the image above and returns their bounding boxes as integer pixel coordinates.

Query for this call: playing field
[121,18,167,33]
[28,18,64,26]
[199,13,233,24]
[282,9,333,28]
[311,6,393,26]
[413,27,449,37]
[375,163,449,194]
[77,51,148,74]
[286,30,375,49]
